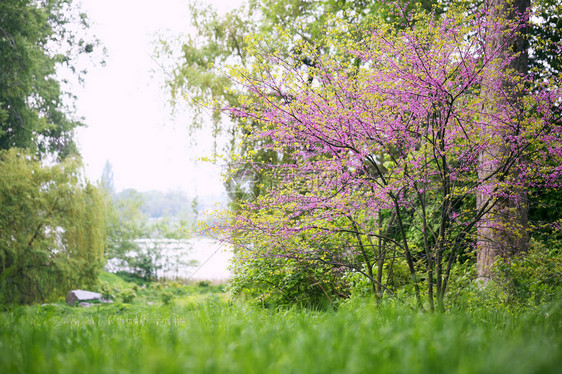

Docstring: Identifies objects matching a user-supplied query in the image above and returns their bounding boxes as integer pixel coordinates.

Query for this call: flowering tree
[216,4,561,310]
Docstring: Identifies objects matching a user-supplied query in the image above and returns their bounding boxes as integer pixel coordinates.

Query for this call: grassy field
[0,275,561,374]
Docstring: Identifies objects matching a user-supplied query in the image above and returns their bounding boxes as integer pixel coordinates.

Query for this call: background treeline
[104,186,201,281]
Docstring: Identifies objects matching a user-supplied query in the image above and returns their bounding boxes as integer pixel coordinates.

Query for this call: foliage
[529,0,562,81]
[120,289,136,304]
[163,0,433,125]
[528,186,562,246]
[228,240,348,309]
[0,149,106,304]
[495,239,562,306]
[160,290,175,305]
[0,0,101,158]
[95,271,227,307]
[1,297,561,373]
[215,3,562,311]
[0,0,106,304]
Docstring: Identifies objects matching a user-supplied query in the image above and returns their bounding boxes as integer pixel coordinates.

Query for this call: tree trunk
[477,0,530,282]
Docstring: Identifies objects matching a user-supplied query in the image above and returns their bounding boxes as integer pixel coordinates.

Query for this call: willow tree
[0,149,106,304]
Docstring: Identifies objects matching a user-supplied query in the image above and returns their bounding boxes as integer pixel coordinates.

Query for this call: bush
[160,291,174,305]
[228,247,348,309]
[495,239,562,306]
[120,290,136,304]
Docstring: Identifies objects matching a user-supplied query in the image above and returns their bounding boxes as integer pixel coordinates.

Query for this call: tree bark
[477,0,530,282]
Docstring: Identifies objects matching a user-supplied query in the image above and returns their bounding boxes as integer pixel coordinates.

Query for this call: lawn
[1,279,560,374]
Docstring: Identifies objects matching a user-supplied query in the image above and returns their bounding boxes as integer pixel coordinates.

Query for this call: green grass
[1,296,561,374]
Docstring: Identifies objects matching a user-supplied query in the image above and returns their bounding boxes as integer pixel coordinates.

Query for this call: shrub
[161,291,174,305]
[120,290,136,304]
[495,239,562,306]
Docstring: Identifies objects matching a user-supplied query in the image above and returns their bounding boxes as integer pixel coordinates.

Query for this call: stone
[78,302,93,307]
[66,289,103,305]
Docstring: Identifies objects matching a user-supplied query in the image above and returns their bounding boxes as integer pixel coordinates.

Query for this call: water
[105,237,233,282]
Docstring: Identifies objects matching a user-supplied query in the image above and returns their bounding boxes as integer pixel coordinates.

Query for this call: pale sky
[75,0,243,197]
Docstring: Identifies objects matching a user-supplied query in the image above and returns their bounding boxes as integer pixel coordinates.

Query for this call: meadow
[1,274,560,374]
